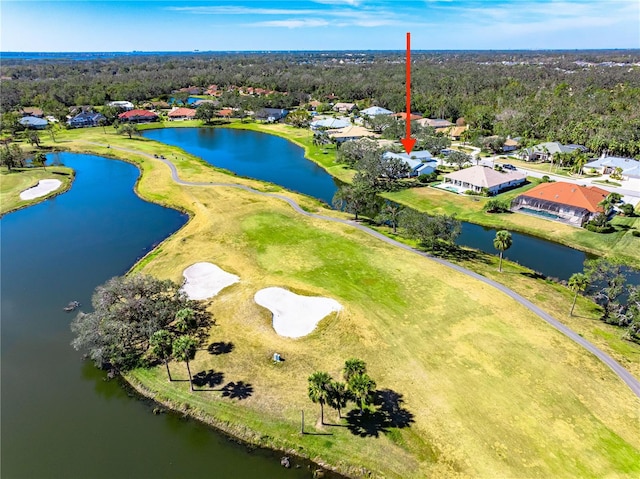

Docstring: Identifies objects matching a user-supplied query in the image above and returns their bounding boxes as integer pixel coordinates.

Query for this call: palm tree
[150,330,173,381]
[174,307,195,333]
[33,152,47,170]
[327,381,349,419]
[343,358,366,383]
[568,273,589,316]
[172,335,197,391]
[308,371,332,425]
[348,373,376,414]
[493,230,512,273]
[376,202,404,234]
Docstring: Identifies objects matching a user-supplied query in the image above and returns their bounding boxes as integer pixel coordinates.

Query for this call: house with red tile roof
[392,112,423,121]
[118,109,159,123]
[216,108,234,118]
[168,107,197,121]
[511,182,609,226]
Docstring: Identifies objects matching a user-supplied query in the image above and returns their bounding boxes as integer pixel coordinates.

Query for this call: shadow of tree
[207,341,234,355]
[192,369,224,389]
[345,389,414,437]
[429,243,486,263]
[221,381,254,400]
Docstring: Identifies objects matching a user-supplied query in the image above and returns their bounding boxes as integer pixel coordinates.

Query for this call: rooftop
[519,182,609,213]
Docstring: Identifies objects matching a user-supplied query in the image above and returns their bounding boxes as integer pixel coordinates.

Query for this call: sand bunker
[254,287,342,338]
[19,179,62,200]
[181,262,239,300]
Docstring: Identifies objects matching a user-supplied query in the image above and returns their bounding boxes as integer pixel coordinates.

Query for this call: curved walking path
[91,142,640,399]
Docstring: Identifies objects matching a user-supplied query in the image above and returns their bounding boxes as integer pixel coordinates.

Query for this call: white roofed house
[383,151,437,177]
[582,155,640,179]
[442,165,526,195]
[522,142,586,162]
[360,106,393,116]
[108,101,134,111]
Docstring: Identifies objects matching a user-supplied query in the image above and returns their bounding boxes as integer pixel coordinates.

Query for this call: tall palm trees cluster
[308,358,377,425]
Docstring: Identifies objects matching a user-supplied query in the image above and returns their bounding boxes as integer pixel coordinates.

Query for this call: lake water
[140,127,638,282]
[0,152,322,479]
[143,127,341,205]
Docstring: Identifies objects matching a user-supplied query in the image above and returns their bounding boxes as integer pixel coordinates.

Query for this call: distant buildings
[583,155,640,179]
[19,116,48,129]
[118,109,159,123]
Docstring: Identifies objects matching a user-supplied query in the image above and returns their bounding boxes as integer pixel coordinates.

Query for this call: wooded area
[2,50,639,155]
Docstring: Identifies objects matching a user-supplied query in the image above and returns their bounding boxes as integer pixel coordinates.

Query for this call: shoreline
[27,130,640,478]
[122,374,349,478]
[215,120,640,269]
[0,168,76,217]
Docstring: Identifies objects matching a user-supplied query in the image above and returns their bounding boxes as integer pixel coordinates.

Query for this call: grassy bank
[217,121,640,268]
[26,125,640,478]
[0,165,75,216]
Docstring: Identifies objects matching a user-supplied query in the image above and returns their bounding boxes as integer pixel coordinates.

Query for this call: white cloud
[250,18,331,28]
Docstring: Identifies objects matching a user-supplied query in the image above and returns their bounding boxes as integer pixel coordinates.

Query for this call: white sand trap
[181,262,239,300]
[254,287,342,338]
[19,179,62,200]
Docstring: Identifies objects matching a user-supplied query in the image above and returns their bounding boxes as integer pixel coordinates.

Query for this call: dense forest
[1,50,640,155]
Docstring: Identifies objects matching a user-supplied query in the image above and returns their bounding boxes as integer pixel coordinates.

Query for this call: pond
[0,152,324,479]
[143,127,342,205]
[142,128,638,282]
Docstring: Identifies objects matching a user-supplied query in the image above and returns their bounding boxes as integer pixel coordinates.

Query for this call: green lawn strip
[135,195,640,478]
[32,125,640,477]
[0,166,74,215]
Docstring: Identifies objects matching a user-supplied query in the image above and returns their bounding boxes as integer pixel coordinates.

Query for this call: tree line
[2,50,639,156]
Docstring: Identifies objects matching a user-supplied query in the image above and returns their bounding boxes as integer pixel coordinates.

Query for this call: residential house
[168,107,197,121]
[118,109,159,123]
[328,125,378,144]
[108,101,134,111]
[436,125,468,140]
[511,182,609,226]
[582,155,640,179]
[142,101,170,110]
[417,118,453,128]
[19,116,48,129]
[308,100,323,110]
[255,108,288,122]
[332,102,356,114]
[20,107,44,118]
[442,165,526,195]
[392,112,423,121]
[523,142,586,162]
[383,151,437,177]
[310,117,350,130]
[192,99,219,108]
[503,137,521,152]
[216,108,234,118]
[68,111,106,128]
[360,106,393,116]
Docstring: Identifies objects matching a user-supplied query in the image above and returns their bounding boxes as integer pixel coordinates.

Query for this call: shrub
[417,172,438,184]
[541,175,552,183]
[632,230,640,237]
[484,198,511,213]
[620,203,635,216]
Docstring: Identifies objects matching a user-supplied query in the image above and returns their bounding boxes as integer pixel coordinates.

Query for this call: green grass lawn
[22,124,640,478]
[0,165,74,215]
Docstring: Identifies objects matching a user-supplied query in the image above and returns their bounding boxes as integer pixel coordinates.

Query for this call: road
[451,144,640,204]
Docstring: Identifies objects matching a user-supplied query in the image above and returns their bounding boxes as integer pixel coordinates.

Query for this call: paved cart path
[91,142,640,399]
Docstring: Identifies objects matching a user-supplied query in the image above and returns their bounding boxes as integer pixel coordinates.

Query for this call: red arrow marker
[400,32,416,155]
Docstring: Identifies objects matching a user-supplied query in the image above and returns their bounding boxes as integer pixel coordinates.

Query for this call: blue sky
[1,1,639,51]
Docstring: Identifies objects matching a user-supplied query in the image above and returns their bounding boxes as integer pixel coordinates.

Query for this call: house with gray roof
[522,142,587,162]
[19,116,48,130]
[443,165,526,195]
[68,111,106,128]
[255,108,288,122]
[583,155,640,179]
[383,151,437,177]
